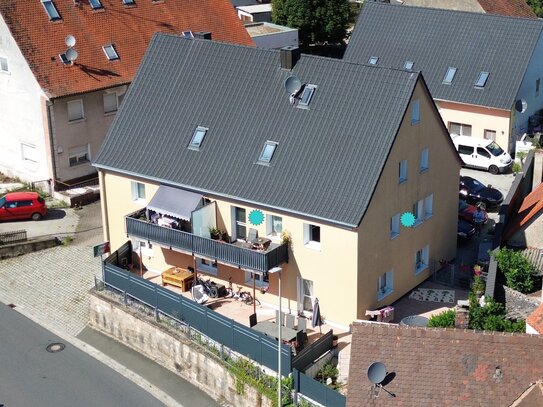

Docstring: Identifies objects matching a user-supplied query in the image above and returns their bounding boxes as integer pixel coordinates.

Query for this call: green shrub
[512,162,522,173]
[468,293,525,333]
[493,248,538,293]
[428,309,456,328]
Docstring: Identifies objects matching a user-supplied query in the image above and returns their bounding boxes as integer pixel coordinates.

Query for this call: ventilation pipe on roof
[280,46,300,70]
[194,32,212,40]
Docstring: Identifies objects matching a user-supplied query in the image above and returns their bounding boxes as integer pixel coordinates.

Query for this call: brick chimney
[455,301,470,329]
[280,46,300,70]
[194,32,212,40]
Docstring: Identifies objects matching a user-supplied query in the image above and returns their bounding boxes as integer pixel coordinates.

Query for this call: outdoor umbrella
[312,298,323,334]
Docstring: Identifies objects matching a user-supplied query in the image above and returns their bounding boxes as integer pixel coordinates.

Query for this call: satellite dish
[65,35,76,48]
[284,76,302,94]
[515,99,528,113]
[367,362,387,384]
[66,48,78,62]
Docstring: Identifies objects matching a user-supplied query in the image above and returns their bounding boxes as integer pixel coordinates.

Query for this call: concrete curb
[0,298,184,407]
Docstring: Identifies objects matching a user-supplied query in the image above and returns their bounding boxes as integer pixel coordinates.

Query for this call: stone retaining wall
[89,291,273,407]
[0,237,60,260]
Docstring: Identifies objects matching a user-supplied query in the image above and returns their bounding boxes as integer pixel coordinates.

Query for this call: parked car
[0,192,47,221]
[452,135,512,174]
[459,176,504,210]
[458,200,488,225]
[457,218,475,239]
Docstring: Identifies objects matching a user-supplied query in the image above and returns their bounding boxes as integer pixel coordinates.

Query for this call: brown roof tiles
[478,0,537,18]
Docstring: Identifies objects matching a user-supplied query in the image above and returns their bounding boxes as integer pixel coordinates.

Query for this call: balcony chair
[285,314,295,330]
[276,310,285,326]
[297,317,307,333]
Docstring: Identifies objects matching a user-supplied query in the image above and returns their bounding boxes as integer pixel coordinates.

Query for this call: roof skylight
[475,72,489,88]
[89,0,104,9]
[297,84,316,108]
[189,127,208,150]
[103,45,119,60]
[404,61,414,70]
[442,67,457,84]
[368,56,379,65]
[258,141,278,164]
[183,31,194,39]
[122,0,135,4]
[59,53,70,65]
[41,0,61,21]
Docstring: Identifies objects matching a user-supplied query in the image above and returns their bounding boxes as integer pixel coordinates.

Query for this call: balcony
[125,210,288,273]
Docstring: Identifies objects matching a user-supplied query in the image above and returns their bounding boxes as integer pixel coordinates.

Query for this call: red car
[0,192,47,221]
[458,200,487,225]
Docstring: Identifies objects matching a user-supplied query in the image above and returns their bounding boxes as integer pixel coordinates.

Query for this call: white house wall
[252,30,299,50]
[0,15,50,182]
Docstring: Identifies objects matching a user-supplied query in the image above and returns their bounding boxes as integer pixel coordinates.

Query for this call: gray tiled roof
[94,34,419,227]
[344,2,543,110]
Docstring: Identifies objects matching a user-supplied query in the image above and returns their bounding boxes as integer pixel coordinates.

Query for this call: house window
[234,207,247,240]
[424,194,433,219]
[137,240,153,257]
[41,0,61,21]
[390,213,400,239]
[304,223,321,250]
[131,181,146,202]
[297,85,316,108]
[189,127,208,150]
[378,269,394,300]
[442,67,457,84]
[68,145,90,167]
[258,141,278,164]
[267,215,283,238]
[474,72,489,88]
[89,0,104,10]
[197,257,217,276]
[449,122,471,137]
[537,79,540,97]
[420,148,429,172]
[484,129,496,141]
[368,56,379,65]
[413,199,423,225]
[415,245,429,274]
[103,93,119,114]
[399,160,408,183]
[245,270,268,287]
[298,278,314,312]
[0,57,8,73]
[404,61,414,70]
[67,99,84,122]
[103,44,119,60]
[21,143,38,163]
[411,99,420,124]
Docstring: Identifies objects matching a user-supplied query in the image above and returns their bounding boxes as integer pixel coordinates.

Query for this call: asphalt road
[0,303,165,407]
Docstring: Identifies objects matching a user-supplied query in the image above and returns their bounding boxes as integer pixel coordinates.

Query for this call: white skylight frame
[475,71,489,88]
[442,67,457,84]
[404,61,414,70]
[368,56,379,65]
[89,0,104,10]
[297,84,317,108]
[188,126,208,150]
[183,31,194,39]
[103,44,120,61]
[41,0,61,21]
[258,141,278,164]
[122,0,135,4]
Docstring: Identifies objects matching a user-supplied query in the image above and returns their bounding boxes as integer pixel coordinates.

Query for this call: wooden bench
[161,267,194,292]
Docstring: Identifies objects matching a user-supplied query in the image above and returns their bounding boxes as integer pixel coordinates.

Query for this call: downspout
[46,100,58,190]
[98,169,110,243]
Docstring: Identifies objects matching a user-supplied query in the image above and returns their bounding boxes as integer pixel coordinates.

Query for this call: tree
[527,0,543,18]
[493,247,538,294]
[272,0,352,48]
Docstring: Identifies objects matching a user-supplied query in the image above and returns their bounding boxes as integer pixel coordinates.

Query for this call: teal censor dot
[400,212,416,228]
[248,209,264,226]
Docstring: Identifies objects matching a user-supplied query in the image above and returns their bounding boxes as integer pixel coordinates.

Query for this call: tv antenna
[65,35,76,48]
[62,35,78,65]
[367,362,396,398]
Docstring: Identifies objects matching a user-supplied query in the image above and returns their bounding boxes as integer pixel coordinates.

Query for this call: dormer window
[189,126,208,150]
[89,0,103,9]
[258,141,278,164]
[404,61,414,70]
[368,56,379,65]
[41,0,61,21]
[442,67,457,84]
[103,45,119,60]
[475,72,489,88]
[297,84,316,108]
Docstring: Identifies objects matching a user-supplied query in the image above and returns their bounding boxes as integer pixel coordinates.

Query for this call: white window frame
[103,92,119,114]
[303,223,321,250]
[67,99,84,122]
[420,148,429,172]
[449,122,472,137]
[21,143,38,163]
[399,160,408,183]
[137,240,153,258]
[411,99,420,125]
[103,44,119,61]
[197,257,218,276]
[484,129,496,141]
[390,213,400,239]
[266,215,283,239]
[245,270,268,288]
[0,56,9,74]
[414,245,429,274]
[378,269,394,300]
[131,181,146,203]
[413,199,423,225]
[68,145,90,167]
[424,194,433,220]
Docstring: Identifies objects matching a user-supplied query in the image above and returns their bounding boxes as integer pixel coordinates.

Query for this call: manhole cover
[46,343,65,353]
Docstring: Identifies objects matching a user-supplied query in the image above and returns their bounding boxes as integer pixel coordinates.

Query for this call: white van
[452,136,512,174]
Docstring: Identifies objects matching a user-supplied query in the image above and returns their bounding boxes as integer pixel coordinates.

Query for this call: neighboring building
[504,183,543,248]
[245,22,299,49]
[528,303,543,334]
[347,322,543,406]
[344,2,543,155]
[401,0,537,18]
[0,0,253,188]
[237,4,272,23]
[94,34,461,328]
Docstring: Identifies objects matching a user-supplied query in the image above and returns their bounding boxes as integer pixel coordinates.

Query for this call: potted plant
[280,230,291,245]
[472,275,485,299]
[208,226,223,240]
[473,264,482,276]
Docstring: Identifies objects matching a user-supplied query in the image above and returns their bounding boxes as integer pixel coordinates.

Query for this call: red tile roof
[0,0,254,98]
[503,183,543,242]
[478,0,537,18]
[347,322,543,407]
[527,303,543,334]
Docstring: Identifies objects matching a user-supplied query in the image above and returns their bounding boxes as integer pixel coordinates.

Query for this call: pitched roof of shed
[478,0,537,18]
[0,0,253,98]
[503,183,543,242]
[94,34,421,227]
[347,322,543,407]
[344,2,543,110]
